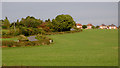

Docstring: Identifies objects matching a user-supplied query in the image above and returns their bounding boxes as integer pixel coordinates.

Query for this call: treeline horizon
[1,14,81,36]
[1,16,119,27]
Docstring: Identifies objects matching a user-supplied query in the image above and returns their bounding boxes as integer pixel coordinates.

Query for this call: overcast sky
[2,2,118,26]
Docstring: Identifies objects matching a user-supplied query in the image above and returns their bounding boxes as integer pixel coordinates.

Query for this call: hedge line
[45,29,82,35]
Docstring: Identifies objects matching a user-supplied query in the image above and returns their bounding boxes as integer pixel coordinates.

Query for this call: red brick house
[108,24,117,29]
[100,24,107,29]
[76,24,82,29]
[87,24,93,29]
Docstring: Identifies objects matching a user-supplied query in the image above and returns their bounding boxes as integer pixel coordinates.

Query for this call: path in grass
[27,36,38,41]
[2,29,118,66]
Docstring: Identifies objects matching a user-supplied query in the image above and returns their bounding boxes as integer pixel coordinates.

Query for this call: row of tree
[82,25,99,29]
[0,17,11,29]
[1,14,76,36]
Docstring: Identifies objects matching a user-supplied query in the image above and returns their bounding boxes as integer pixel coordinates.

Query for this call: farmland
[2,29,118,66]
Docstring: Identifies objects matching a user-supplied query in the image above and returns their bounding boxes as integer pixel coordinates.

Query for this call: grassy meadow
[2,29,118,66]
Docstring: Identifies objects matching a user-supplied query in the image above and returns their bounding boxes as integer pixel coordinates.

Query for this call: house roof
[101,24,106,26]
[87,24,93,26]
[109,24,116,26]
[76,24,82,26]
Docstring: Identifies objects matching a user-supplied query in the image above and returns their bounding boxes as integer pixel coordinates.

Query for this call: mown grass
[2,29,118,66]
[2,29,9,32]
[1,38,17,41]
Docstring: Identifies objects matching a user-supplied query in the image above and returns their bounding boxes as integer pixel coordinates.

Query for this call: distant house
[108,24,117,29]
[87,24,93,29]
[100,24,107,29]
[76,24,82,29]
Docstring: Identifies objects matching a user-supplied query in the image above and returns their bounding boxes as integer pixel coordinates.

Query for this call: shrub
[92,26,95,29]
[2,35,52,47]
[35,35,52,45]
[17,35,29,41]
[19,27,31,36]
[2,31,7,35]
[2,40,38,47]
[2,35,13,38]
[51,14,76,32]
[9,29,20,36]
[19,27,46,36]
[2,29,20,36]
[2,30,14,38]
[2,41,15,47]
[2,26,7,29]
[45,29,82,35]
[82,25,87,29]
[96,26,99,29]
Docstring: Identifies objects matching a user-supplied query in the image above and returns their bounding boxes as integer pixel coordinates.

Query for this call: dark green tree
[16,19,19,24]
[96,26,99,29]
[45,19,51,22]
[82,25,87,29]
[19,16,43,28]
[92,26,95,29]
[118,26,120,29]
[4,17,10,28]
[51,14,76,32]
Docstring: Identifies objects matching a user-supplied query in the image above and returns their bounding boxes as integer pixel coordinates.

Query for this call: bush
[9,29,20,36]
[82,25,87,29]
[19,27,31,36]
[18,35,29,41]
[2,29,20,36]
[35,35,52,45]
[45,29,82,35]
[2,26,7,29]
[2,41,16,47]
[2,35,13,38]
[2,35,52,47]
[92,26,95,29]
[2,40,37,47]
[2,31,7,35]
[96,26,99,29]
[51,14,76,32]
[2,30,14,38]
[2,40,51,47]
[19,27,46,36]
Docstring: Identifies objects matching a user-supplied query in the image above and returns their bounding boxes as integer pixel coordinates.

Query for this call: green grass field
[2,29,9,32]
[2,29,118,66]
[1,38,17,41]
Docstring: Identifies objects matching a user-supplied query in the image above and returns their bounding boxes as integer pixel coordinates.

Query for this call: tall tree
[51,14,76,32]
[19,16,43,28]
[4,17,10,28]
[82,25,87,29]
[118,26,120,29]
[92,26,95,29]
[16,19,19,24]
[96,26,99,29]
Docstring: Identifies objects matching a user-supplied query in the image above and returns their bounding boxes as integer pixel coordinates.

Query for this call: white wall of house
[87,26,92,29]
[109,27,111,29]
[100,26,107,29]
[77,26,82,28]
[77,26,80,28]
[100,26,103,29]
[109,26,116,29]
[114,27,116,29]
